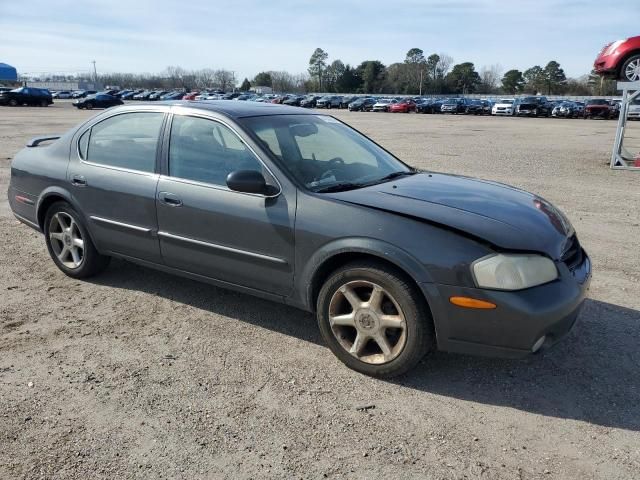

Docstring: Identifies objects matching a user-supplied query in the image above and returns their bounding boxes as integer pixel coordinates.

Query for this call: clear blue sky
[2,0,639,81]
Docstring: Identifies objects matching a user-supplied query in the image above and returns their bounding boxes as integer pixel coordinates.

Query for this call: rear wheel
[40,99,48,107]
[620,54,640,82]
[8,99,18,107]
[317,261,434,378]
[44,202,110,279]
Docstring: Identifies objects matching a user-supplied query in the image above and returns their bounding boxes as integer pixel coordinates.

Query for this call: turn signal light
[449,296,497,309]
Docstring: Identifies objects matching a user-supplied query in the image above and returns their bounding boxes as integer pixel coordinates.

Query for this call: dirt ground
[1,102,639,480]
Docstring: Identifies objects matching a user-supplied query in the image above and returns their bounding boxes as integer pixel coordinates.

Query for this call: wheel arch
[37,188,103,255]
[299,238,434,313]
[36,187,77,230]
[617,49,640,78]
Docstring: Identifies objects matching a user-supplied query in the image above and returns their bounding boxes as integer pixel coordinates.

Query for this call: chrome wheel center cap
[63,234,72,246]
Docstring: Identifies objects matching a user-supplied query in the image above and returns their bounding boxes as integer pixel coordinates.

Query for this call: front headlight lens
[472,254,558,290]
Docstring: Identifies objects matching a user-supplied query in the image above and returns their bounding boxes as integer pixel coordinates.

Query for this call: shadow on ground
[94,259,640,432]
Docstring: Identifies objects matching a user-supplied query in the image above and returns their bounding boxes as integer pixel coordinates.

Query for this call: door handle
[158,192,183,207]
[71,174,87,187]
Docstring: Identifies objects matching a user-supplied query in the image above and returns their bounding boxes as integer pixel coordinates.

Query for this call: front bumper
[422,251,591,358]
[594,52,622,75]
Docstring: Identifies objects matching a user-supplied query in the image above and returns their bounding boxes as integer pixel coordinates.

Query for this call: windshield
[241,114,412,192]
[587,99,609,105]
[499,99,514,104]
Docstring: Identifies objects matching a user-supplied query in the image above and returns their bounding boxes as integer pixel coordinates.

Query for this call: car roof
[150,100,316,118]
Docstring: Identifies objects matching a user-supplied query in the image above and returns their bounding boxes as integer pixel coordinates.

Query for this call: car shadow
[91,259,323,346]
[400,299,640,433]
[92,259,640,432]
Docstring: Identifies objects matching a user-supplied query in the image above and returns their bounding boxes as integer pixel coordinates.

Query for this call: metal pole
[419,70,423,96]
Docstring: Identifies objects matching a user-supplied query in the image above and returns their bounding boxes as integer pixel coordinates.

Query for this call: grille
[561,235,583,270]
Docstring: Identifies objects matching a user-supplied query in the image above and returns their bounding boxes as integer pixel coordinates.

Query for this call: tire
[44,201,110,279]
[620,53,640,82]
[8,99,18,107]
[316,261,434,378]
[40,100,48,107]
[85,102,94,110]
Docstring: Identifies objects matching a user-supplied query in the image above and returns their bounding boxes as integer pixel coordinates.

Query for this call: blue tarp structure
[0,63,18,81]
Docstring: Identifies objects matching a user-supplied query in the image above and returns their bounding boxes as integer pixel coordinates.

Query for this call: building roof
[0,63,18,81]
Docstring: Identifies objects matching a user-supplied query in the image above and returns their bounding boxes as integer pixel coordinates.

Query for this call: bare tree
[194,69,216,89]
[437,53,454,77]
[213,69,235,91]
[269,71,295,93]
[164,66,188,88]
[479,64,503,93]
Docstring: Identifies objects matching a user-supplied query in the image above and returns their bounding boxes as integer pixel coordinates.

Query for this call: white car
[492,99,515,116]
[54,90,72,99]
[372,98,396,112]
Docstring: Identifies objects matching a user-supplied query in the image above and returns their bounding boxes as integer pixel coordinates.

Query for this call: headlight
[472,254,558,290]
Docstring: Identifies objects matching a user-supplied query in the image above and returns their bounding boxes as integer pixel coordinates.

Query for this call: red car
[388,99,417,113]
[593,35,640,82]
[583,99,615,119]
[182,92,199,100]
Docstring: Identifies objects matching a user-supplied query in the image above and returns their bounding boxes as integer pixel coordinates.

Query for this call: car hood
[325,173,574,259]
[494,103,513,107]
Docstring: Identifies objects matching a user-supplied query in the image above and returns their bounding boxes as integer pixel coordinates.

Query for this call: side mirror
[226,170,274,195]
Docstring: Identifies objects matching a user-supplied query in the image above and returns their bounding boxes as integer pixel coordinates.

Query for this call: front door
[68,110,166,263]
[156,113,295,296]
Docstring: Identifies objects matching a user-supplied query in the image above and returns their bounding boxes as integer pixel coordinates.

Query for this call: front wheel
[317,261,434,378]
[8,99,18,107]
[620,54,640,82]
[85,102,94,110]
[44,202,110,279]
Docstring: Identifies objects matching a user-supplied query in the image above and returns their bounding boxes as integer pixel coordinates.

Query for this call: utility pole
[419,69,423,96]
[91,60,97,84]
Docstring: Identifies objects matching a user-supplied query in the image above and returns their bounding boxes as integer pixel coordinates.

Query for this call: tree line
[299,47,616,96]
[95,48,617,96]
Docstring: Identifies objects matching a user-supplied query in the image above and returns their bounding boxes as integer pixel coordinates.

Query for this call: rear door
[68,108,167,263]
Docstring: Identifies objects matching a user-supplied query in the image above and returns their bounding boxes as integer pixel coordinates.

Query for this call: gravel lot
[1,102,639,479]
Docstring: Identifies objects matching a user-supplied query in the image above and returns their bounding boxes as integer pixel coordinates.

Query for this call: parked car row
[337,94,622,120]
[1,86,630,121]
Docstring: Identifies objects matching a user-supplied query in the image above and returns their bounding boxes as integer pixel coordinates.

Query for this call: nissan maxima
[8,102,591,378]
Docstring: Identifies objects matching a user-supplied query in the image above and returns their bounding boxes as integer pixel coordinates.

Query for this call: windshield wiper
[369,170,418,185]
[313,170,419,193]
[313,182,365,193]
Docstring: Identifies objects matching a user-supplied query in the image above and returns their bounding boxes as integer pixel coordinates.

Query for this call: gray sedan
[8,101,591,377]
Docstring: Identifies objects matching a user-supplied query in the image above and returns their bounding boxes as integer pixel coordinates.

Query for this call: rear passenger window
[85,112,164,173]
[169,115,263,186]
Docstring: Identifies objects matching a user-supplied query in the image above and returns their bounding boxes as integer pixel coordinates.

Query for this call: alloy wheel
[624,58,640,82]
[48,212,84,269]
[328,280,407,364]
